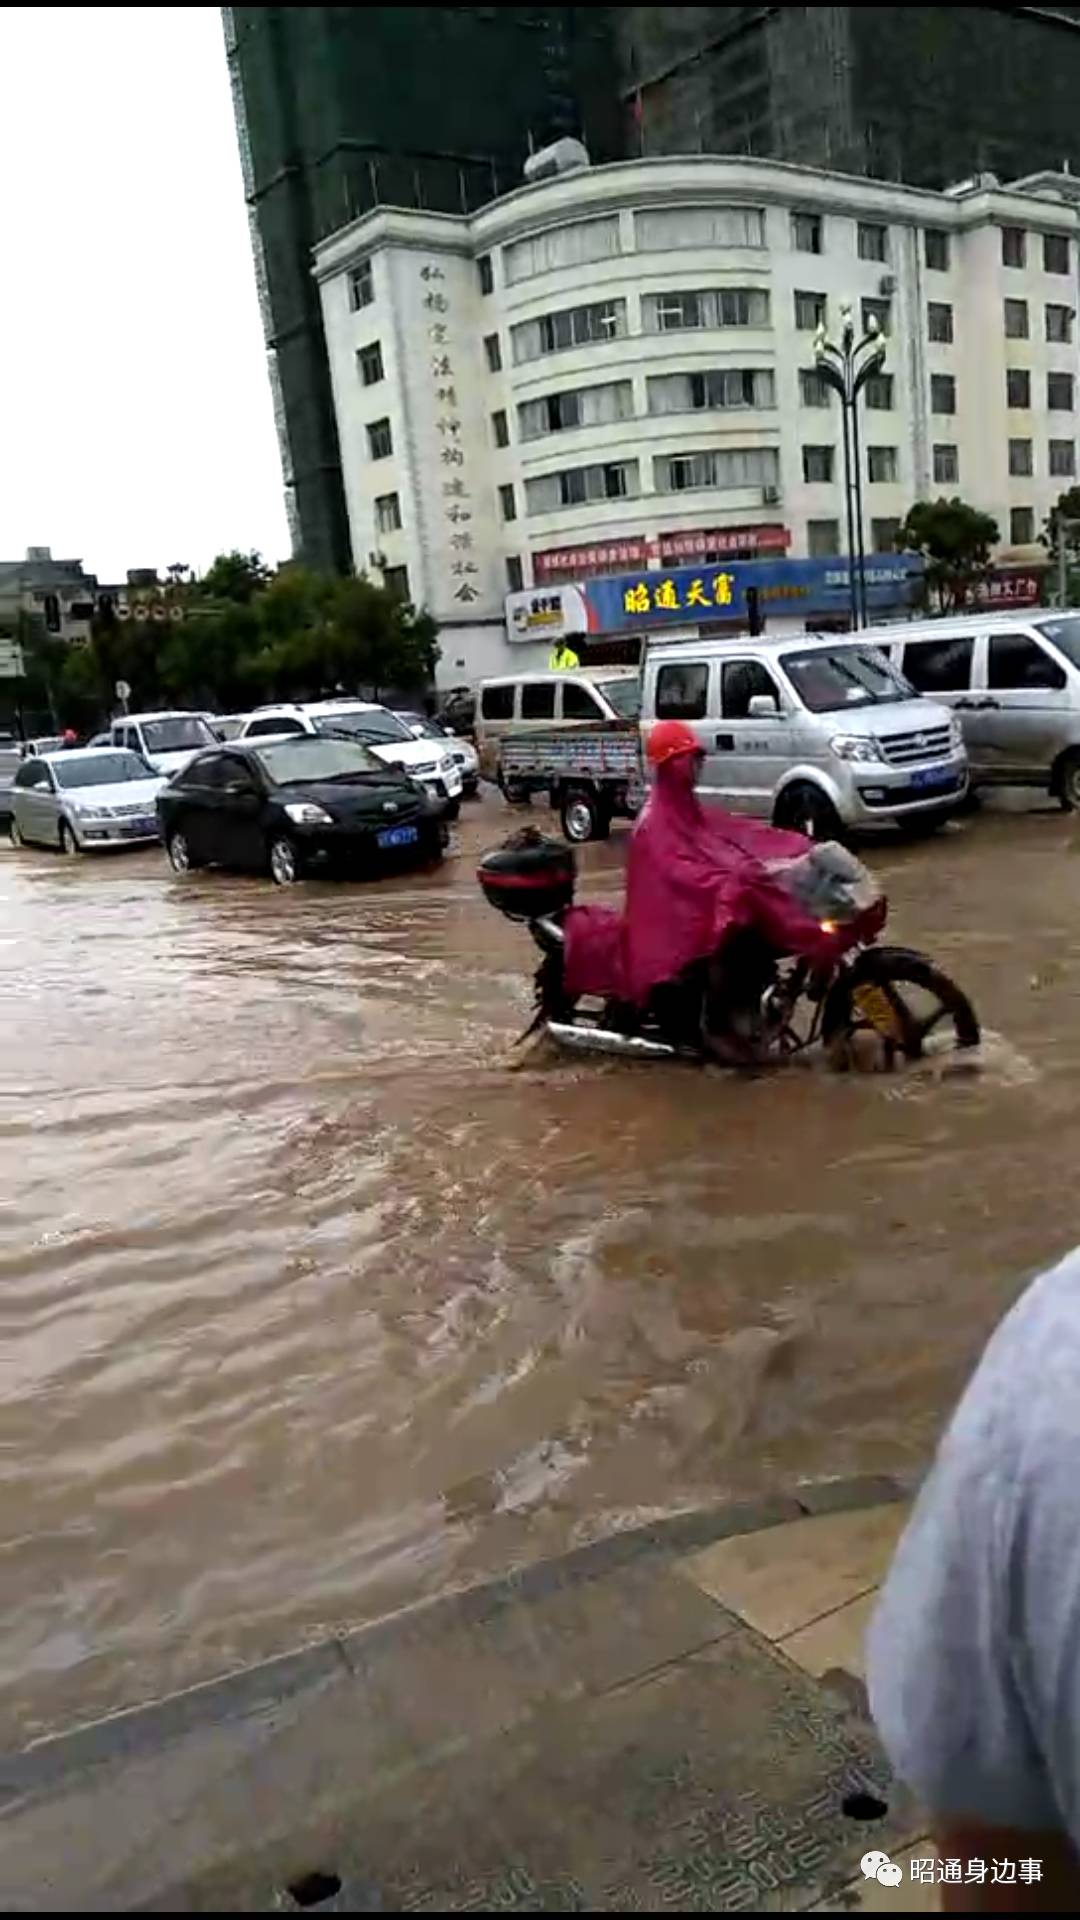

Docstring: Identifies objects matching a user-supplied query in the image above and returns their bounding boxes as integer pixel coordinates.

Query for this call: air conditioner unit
[878,273,896,296]
[368,549,388,570]
[762,484,781,506]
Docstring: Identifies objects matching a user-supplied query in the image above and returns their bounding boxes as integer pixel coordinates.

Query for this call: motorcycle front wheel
[822,946,980,1068]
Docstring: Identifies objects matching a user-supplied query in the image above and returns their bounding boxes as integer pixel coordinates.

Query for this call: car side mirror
[748,693,780,719]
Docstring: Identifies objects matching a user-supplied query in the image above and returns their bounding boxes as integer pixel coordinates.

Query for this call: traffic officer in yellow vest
[549,632,582,670]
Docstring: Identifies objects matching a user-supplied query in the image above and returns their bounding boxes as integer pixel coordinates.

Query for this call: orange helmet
[646,718,700,767]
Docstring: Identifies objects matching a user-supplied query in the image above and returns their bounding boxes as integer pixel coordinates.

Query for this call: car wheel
[268,834,301,885]
[166,828,198,874]
[58,819,81,856]
[1055,748,1080,811]
[560,787,610,843]
[773,782,843,842]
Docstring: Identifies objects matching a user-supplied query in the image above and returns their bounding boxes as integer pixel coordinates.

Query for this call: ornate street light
[813,304,887,629]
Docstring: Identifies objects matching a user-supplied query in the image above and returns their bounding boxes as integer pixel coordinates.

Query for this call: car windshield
[313,708,413,744]
[595,676,641,720]
[52,751,153,789]
[142,717,217,752]
[1035,616,1080,669]
[254,737,387,784]
[212,718,244,741]
[398,714,444,741]
[780,645,914,712]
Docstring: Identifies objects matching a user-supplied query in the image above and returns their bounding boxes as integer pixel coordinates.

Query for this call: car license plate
[377,824,419,849]
[911,766,948,790]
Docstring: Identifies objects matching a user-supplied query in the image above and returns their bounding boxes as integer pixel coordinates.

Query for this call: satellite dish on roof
[523,138,590,184]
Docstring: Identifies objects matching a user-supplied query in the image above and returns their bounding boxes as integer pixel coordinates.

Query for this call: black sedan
[157,736,447,885]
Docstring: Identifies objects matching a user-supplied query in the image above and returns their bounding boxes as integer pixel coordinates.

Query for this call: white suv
[238,700,464,814]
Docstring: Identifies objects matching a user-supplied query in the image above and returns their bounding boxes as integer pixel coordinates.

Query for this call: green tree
[195,549,273,604]
[897,497,1000,612]
[1043,486,1080,603]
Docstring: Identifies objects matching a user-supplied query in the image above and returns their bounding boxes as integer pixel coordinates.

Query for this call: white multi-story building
[313,153,1080,685]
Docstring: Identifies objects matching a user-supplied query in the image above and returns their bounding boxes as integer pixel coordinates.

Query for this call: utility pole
[813,305,888,629]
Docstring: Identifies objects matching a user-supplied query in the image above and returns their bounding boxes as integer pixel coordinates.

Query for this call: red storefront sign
[535,539,649,579]
[981,569,1045,607]
[658,524,790,562]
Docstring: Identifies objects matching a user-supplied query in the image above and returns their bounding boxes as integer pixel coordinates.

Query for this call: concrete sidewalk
[0,1479,933,1912]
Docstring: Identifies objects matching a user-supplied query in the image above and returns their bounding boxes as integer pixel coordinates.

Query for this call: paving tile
[779,1590,878,1682]
[811,1840,939,1912]
[678,1502,909,1642]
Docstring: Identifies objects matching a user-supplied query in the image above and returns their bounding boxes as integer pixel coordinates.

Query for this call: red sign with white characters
[658,524,790,561]
[981,569,1045,607]
[534,539,649,579]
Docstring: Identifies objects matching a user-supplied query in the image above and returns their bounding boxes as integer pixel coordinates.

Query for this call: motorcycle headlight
[284,801,332,825]
[830,734,880,764]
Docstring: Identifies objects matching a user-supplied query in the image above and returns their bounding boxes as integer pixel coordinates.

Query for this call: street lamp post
[813,305,887,630]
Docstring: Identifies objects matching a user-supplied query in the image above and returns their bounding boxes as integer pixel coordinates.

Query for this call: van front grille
[879,724,953,767]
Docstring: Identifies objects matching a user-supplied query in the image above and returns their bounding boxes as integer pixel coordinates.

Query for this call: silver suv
[640,633,968,837]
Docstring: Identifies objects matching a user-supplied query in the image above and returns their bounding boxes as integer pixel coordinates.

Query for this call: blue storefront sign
[580,554,925,634]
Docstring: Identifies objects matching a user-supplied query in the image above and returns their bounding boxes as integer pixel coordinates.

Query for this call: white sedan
[9,747,163,854]
[394,711,480,795]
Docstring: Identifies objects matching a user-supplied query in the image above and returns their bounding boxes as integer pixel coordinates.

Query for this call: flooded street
[1,790,1078,1743]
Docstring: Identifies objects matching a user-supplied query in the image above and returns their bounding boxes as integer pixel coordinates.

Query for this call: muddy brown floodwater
[1,790,1079,1740]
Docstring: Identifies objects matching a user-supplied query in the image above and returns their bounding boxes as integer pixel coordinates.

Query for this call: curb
[0,1470,917,1807]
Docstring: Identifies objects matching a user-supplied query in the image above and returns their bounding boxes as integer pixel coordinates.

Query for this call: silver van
[862,609,1080,809]
[476,668,639,784]
[640,633,967,837]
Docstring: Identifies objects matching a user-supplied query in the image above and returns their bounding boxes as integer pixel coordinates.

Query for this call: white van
[640,633,967,837]
[860,609,1080,808]
[109,710,218,776]
[476,668,639,784]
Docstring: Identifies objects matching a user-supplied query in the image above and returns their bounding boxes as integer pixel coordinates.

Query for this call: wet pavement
[0,789,1077,1743]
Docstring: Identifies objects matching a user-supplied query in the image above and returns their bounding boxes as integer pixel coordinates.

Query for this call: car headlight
[830,734,880,763]
[948,716,964,748]
[69,799,110,817]
[284,801,332,825]
[439,755,457,775]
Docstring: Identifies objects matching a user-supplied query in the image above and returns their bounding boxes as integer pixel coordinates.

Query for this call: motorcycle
[477,828,981,1069]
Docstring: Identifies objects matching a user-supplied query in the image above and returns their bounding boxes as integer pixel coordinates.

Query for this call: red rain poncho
[563,754,855,1007]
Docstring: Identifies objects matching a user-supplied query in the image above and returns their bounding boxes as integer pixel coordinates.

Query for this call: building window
[511,299,627,364]
[872,517,901,553]
[1010,506,1035,545]
[357,340,384,386]
[641,288,770,332]
[647,368,775,413]
[857,221,888,262]
[1046,303,1074,344]
[1001,226,1026,268]
[799,368,831,407]
[927,301,954,344]
[802,444,834,484]
[367,416,393,460]
[374,492,401,534]
[1009,438,1034,476]
[504,216,621,284]
[794,289,827,331]
[484,332,502,372]
[383,564,410,600]
[791,212,823,254]
[1004,297,1029,339]
[932,444,958,484]
[1045,233,1071,275]
[1007,367,1031,408]
[930,373,956,414]
[348,259,373,310]
[925,228,950,271]
[1050,439,1076,477]
[1048,371,1075,411]
[864,372,894,410]
[477,253,493,294]
[519,380,634,439]
[636,206,765,251]
[654,447,779,495]
[498,482,517,522]
[868,445,898,484]
[524,459,641,513]
[505,555,523,592]
[807,518,840,556]
[492,408,509,447]
[861,297,891,337]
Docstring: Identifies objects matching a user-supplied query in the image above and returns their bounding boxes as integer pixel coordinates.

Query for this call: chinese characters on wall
[420,262,480,607]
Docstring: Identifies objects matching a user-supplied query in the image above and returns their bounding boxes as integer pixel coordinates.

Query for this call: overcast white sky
[0,6,290,583]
